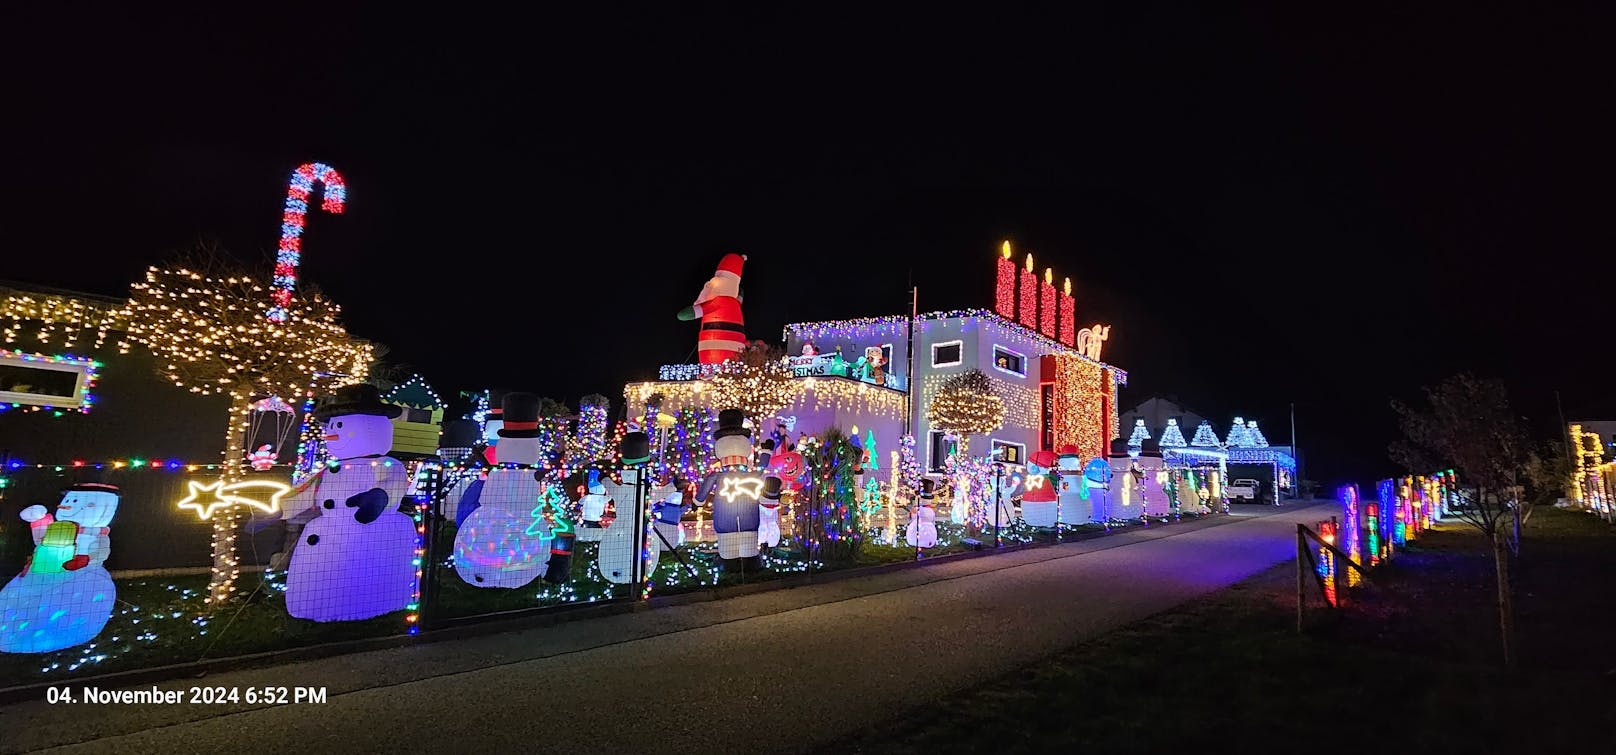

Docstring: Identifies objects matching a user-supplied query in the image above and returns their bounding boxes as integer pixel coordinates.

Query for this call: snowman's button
[323,499,336,509]
[306,534,320,546]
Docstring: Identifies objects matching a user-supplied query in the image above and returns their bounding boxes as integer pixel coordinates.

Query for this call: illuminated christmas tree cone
[698,409,763,563]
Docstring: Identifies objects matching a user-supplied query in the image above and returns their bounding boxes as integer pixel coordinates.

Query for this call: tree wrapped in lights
[1159,419,1187,447]
[566,394,611,465]
[124,249,374,602]
[1190,420,1220,447]
[1246,420,1269,447]
[925,369,1005,457]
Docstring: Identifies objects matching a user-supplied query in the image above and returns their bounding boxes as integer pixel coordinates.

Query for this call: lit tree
[124,248,374,603]
[567,394,611,465]
[1190,420,1221,447]
[1127,418,1151,448]
[925,370,1005,457]
[1390,374,1529,670]
[1159,419,1187,447]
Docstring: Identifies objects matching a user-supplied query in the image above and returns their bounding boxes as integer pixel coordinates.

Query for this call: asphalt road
[1,502,1331,754]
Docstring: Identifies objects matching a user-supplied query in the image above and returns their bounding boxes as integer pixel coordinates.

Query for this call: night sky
[5,6,1612,486]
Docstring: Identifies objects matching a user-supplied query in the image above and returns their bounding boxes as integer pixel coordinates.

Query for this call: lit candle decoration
[1018,253,1038,329]
[1059,277,1076,346]
[995,241,1017,318]
[1039,267,1056,338]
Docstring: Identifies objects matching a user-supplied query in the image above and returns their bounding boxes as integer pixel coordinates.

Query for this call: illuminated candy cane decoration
[267,162,346,322]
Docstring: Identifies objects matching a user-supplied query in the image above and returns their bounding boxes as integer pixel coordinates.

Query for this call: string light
[1058,278,1076,347]
[1,283,127,352]
[0,349,100,413]
[1018,254,1038,329]
[267,162,346,323]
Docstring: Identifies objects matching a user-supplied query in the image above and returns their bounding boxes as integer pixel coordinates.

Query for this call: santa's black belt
[701,321,744,331]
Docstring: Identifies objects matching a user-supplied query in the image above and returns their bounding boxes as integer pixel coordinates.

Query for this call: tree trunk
[208,394,254,605]
[1493,526,1517,671]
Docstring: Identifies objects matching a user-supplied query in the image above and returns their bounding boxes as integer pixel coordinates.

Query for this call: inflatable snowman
[282,384,417,622]
[650,478,688,549]
[575,469,614,543]
[1055,444,1093,525]
[0,483,120,653]
[1082,457,1112,523]
[1137,440,1171,517]
[453,392,552,589]
[596,431,657,585]
[1176,472,1204,514]
[758,476,783,548]
[905,478,939,548]
[697,409,763,563]
[1020,450,1059,527]
[1106,438,1145,522]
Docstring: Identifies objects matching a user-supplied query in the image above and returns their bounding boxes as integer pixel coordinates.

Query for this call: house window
[931,340,963,367]
[0,352,92,409]
[992,345,1026,377]
[929,431,958,471]
[990,439,1026,465]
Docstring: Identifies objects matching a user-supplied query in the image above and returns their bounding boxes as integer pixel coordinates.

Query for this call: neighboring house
[1118,397,1209,445]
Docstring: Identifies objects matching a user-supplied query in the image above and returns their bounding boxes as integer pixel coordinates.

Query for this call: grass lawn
[826,505,1616,753]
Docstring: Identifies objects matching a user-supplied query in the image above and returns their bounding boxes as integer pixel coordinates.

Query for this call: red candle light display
[995,241,1016,318]
[1019,253,1038,329]
[1058,277,1076,346]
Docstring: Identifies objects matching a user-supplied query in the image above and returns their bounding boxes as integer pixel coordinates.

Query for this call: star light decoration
[175,479,291,520]
[718,476,765,502]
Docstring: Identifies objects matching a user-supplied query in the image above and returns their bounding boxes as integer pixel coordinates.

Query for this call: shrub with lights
[924,369,1006,458]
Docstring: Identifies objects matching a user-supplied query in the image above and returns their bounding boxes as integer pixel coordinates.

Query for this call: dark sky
[5,5,1612,486]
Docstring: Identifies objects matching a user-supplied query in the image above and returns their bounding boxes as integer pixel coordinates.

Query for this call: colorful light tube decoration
[268,162,346,323]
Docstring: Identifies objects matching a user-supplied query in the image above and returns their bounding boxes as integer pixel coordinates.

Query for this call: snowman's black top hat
[315,383,402,420]
[919,477,936,500]
[714,409,750,440]
[498,392,542,438]
[762,476,783,502]
[620,431,651,465]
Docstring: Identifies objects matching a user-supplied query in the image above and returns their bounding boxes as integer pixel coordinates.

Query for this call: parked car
[1227,478,1261,502]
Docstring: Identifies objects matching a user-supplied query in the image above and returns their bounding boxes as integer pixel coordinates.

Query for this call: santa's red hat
[1029,450,1058,468]
[1057,444,1081,458]
[715,253,746,279]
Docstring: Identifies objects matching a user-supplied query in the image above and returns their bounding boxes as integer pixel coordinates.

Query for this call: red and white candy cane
[267,162,346,322]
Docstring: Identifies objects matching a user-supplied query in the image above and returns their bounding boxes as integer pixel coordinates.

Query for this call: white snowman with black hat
[697,408,763,565]
[282,383,418,622]
[453,392,552,589]
[905,477,939,548]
